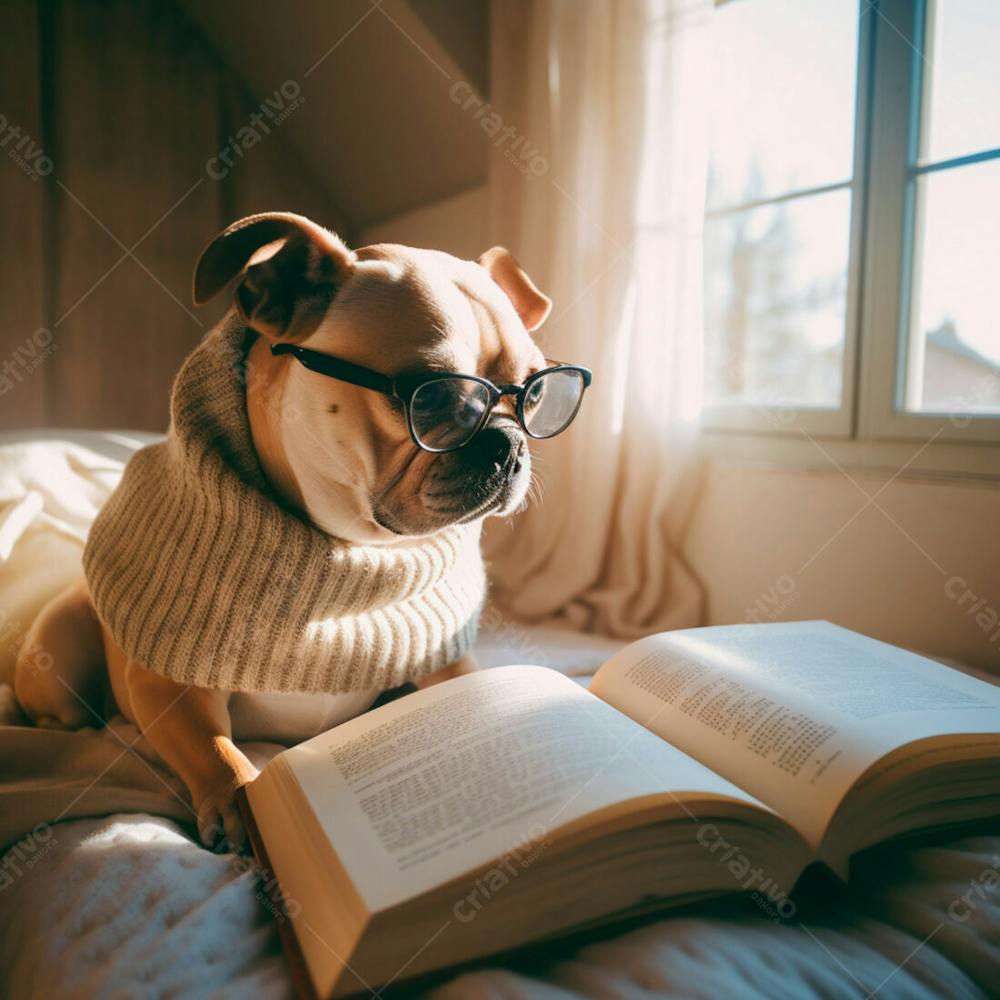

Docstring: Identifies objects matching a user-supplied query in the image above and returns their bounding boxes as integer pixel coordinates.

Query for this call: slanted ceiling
[177,0,490,238]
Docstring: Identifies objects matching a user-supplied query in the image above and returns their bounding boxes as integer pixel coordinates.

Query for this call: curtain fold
[484,0,713,638]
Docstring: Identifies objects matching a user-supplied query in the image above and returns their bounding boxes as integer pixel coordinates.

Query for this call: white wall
[686,463,1000,670]
[360,189,1000,672]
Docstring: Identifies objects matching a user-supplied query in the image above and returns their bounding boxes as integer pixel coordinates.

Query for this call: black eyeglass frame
[270,342,593,454]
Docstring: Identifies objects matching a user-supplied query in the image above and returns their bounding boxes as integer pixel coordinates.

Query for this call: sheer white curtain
[484,0,713,637]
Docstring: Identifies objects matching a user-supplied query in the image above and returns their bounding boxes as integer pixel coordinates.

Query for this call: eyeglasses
[271,343,592,453]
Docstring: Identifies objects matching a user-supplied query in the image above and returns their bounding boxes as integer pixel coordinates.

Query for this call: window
[703,0,1000,464]
[703,0,861,434]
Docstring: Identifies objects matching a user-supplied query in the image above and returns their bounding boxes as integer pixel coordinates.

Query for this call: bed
[0,432,997,1000]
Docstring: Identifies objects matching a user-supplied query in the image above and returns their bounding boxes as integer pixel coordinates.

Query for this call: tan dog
[15,213,554,849]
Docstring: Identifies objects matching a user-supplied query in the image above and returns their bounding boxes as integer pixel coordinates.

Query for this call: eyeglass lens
[409,369,586,451]
[409,377,492,450]
[522,369,585,438]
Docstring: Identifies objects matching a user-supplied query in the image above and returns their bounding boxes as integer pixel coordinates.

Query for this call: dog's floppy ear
[193,212,355,341]
[478,247,551,332]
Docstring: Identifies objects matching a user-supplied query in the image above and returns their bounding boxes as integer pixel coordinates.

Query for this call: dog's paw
[195,772,258,853]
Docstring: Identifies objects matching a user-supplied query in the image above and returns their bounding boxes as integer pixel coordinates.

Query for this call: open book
[242,621,1000,998]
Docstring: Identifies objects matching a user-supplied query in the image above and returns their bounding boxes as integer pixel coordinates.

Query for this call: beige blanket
[0,433,200,841]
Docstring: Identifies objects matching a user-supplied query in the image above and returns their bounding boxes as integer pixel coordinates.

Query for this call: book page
[278,665,768,911]
[590,622,1000,849]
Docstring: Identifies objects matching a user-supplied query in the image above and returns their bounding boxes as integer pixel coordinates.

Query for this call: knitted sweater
[83,321,486,694]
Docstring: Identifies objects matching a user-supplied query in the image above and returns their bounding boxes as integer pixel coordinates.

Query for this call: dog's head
[193,212,553,543]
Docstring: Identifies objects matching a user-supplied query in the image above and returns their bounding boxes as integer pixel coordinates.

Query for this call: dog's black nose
[478,428,511,468]
[476,427,523,473]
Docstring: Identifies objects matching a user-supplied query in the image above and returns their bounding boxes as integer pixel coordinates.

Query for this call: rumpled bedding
[0,432,997,1000]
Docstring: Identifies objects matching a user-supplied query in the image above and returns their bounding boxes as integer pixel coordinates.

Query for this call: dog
[15,212,557,849]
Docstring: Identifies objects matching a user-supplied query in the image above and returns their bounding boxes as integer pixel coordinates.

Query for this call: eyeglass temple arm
[270,343,395,395]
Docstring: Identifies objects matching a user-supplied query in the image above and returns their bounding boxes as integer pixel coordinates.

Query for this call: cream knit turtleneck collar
[83,322,486,694]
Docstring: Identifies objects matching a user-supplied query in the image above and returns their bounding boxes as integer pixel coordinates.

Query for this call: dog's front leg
[123,661,258,850]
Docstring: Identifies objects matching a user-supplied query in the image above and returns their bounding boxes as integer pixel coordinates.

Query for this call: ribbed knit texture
[83,320,486,694]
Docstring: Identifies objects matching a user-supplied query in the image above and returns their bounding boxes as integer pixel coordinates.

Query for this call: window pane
[706,0,859,209]
[905,161,1000,414]
[704,190,851,409]
[920,0,1000,164]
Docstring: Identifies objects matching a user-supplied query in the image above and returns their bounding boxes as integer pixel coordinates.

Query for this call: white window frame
[860,0,1000,445]
[704,0,1000,478]
[701,0,872,439]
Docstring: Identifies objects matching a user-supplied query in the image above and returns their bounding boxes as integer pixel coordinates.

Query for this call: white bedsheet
[0,434,997,1000]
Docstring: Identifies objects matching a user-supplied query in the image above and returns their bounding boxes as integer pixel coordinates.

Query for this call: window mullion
[842,0,880,440]
[857,0,923,441]
[706,178,854,220]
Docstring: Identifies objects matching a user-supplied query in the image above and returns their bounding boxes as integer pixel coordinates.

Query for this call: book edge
[237,787,320,1000]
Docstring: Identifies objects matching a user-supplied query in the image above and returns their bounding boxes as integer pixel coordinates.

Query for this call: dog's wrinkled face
[270,245,547,541]
[193,213,552,543]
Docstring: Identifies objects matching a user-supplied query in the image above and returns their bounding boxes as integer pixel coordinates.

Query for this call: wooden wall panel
[0,0,47,429]
[0,0,354,431]
[47,0,221,431]
[222,81,353,242]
